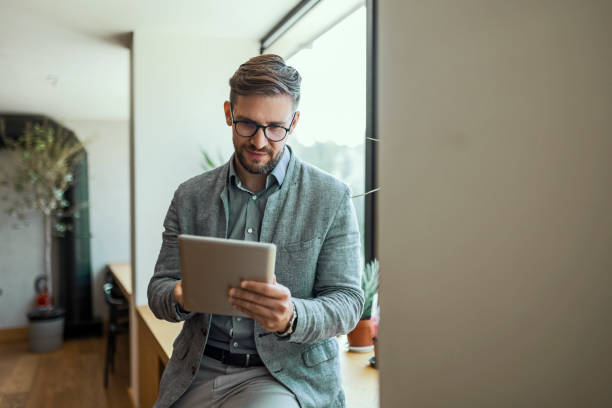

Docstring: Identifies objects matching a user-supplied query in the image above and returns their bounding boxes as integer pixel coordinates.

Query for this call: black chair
[103,266,130,388]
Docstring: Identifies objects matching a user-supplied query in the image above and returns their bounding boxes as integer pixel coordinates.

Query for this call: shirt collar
[228,146,291,191]
[269,146,291,187]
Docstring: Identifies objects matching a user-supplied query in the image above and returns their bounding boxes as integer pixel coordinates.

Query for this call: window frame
[364,0,378,263]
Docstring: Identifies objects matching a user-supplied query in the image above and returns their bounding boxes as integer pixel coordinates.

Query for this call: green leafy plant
[0,119,86,307]
[361,258,379,319]
[201,149,225,171]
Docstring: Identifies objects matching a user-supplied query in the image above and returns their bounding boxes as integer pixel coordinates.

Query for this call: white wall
[63,120,130,321]
[378,1,612,407]
[131,31,258,400]
[131,32,258,307]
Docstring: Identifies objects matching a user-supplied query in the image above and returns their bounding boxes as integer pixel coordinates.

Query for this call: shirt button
[233,342,239,348]
[252,196,257,201]
[247,228,253,234]
[236,317,242,322]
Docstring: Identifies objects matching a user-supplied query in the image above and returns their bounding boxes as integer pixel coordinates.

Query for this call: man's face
[224,94,299,176]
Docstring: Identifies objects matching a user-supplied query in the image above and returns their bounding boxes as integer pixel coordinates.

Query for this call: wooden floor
[0,333,132,408]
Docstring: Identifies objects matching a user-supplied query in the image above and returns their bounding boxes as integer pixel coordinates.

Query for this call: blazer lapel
[260,151,298,243]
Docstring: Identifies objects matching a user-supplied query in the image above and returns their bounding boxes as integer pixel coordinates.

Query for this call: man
[148,54,363,408]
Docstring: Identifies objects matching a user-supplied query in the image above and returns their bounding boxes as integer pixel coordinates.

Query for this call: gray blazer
[148,151,364,408]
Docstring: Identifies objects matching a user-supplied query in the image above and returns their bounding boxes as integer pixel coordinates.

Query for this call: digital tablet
[178,234,276,316]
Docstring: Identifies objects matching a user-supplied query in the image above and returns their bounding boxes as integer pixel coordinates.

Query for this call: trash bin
[27,307,66,353]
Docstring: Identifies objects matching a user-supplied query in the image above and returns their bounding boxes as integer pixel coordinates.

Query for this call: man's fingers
[228,288,279,309]
[228,280,292,333]
[228,296,284,319]
[239,280,289,299]
[174,280,184,307]
[229,297,274,319]
[232,303,272,329]
[230,303,277,331]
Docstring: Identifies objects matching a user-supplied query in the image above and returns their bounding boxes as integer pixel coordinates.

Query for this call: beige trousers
[171,355,299,408]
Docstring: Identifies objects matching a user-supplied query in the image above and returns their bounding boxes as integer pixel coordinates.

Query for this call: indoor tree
[0,120,85,308]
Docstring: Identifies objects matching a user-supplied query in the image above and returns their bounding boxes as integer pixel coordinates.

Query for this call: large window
[286,6,367,259]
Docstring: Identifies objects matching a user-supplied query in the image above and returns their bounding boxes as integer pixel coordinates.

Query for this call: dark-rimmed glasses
[230,110,296,142]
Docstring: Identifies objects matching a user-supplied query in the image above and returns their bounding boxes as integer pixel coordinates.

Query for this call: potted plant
[0,120,85,352]
[347,258,379,352]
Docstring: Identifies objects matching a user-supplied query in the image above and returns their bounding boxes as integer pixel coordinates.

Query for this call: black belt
[203,345,264,368]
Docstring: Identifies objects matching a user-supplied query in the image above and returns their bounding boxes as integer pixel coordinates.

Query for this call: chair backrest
[103,266,128,306]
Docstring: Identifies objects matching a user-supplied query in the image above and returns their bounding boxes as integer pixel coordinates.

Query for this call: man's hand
[228,279,294,333]
[174,280,185,308]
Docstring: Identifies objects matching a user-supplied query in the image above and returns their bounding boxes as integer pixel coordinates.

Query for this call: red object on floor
[36,293,53,307]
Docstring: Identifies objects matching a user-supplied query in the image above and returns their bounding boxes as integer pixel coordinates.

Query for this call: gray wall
[377,1,612,406]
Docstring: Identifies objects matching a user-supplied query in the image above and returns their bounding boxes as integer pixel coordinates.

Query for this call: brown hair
[229,54,301,108]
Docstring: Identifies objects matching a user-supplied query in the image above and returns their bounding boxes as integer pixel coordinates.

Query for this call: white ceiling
[0,0,299,122]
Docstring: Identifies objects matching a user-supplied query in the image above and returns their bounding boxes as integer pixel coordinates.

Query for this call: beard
[236,144,284,175]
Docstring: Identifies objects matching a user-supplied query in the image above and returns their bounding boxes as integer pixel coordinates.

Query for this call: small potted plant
[347,258,379,352]
[0,119,85,352]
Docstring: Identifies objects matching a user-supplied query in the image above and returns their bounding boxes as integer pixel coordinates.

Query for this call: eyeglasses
[230,109,296,142]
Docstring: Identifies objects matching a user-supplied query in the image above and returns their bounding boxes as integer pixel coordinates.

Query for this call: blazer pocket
[302,338,338,367]
[283,236,320,252]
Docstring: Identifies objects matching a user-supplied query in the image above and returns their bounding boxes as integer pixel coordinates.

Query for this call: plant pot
[347,318,374,352]
[27,307,66,353]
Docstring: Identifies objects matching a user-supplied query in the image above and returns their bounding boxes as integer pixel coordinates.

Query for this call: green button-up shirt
[206,147,291,353]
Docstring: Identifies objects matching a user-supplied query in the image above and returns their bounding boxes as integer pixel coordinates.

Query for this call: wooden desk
[137,305,184,366]
[137,305,379,407]
[108,262,132,301]
[136,305,184,407]
[338,336,380,408]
